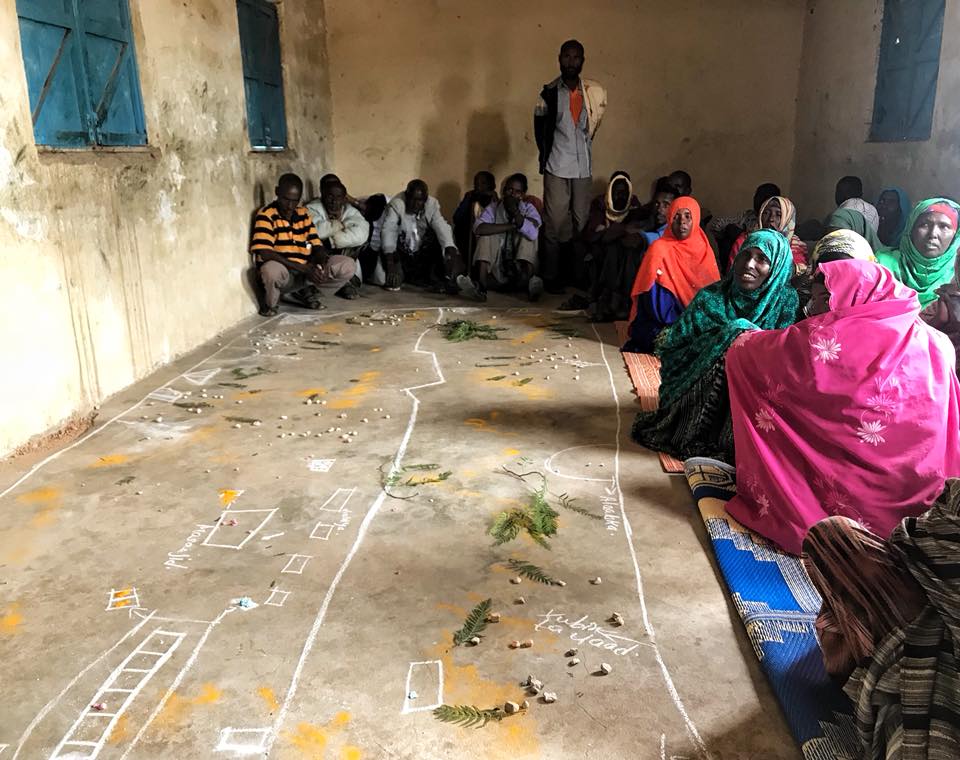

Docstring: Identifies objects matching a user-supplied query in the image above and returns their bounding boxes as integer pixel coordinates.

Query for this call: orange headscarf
[629,197,719,320]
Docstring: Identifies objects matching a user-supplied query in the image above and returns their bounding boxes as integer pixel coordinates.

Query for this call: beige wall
[792,0,960,220]
[324,0,806,219]
[0,0,333,456]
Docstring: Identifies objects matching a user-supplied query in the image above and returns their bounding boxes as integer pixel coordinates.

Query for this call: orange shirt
[569,86,584,125]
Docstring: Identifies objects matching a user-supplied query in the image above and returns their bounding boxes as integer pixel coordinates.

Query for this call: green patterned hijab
[656,229,798,406]
[876,198,960,306]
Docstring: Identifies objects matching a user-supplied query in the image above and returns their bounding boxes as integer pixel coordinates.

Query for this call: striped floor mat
[614,321,684,473]
[684,457,859,760]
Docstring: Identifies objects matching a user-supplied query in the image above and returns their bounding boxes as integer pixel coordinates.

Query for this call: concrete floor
[0,291,800,760]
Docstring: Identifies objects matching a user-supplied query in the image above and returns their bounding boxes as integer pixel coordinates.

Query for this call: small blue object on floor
[683,457,860,760]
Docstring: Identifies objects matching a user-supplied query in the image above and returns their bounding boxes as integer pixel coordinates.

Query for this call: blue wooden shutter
[78,0,148,145]
[871,0,944,142]
[237,0,288,150]
[15,0,91,146]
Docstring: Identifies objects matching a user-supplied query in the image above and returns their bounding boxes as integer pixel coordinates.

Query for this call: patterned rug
[684,457,860,760]
[614,321,684,473]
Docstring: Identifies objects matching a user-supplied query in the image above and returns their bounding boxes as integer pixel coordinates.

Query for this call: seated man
[463,173,543,301]
[453,171,498,268]
[379,179,465,292]
[250,173,357,317]
[641,176,678,243]
[305,178,368,298]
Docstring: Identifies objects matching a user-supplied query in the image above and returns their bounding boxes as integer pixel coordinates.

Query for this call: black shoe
[259,305,278,317]
[337,275,362,299]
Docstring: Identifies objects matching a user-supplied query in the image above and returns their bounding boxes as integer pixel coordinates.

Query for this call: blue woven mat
[684,458,860,760]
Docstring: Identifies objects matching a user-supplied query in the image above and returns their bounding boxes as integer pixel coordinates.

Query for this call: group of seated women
[623,191,960,756]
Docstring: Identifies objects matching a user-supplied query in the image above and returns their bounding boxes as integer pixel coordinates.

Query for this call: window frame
[236,0,289,152]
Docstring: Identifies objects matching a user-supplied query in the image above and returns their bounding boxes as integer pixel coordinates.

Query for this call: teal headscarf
[656,229,799,407]
[876,197,960,306]
[827,208,882,251]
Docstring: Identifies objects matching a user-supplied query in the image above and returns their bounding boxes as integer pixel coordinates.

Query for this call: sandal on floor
[558,294,590,311]
[258,305,278,317]
[337,275,362,300]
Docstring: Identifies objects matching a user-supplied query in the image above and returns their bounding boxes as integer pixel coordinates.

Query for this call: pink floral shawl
[725,260,960,554]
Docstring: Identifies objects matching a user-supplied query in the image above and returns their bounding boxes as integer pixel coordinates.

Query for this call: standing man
[535,39,607,294]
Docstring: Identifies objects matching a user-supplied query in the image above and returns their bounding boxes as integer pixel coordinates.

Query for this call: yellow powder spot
[287,722,328,757]
[258,686,280,713]
[329,371,380,408]
[194,683,222,704]
[331,711,350,727]
[3,545,31,564]
[434,602,468,617]
[218,489,243,508]
[316,323,344,334]
[235,390,263,400]
[511,328,544,346]
[107,713,129,745]
[298,387,328,398]
[341,747,362,760]
[329,398,358,409]
[188,425,216,443]
[369,347,381,353]
[17,486,61,505]
[1,604,23,634]
[464,418,488,430]
[503,448,520,456]
[153,684,221,730]
[30,508,59,528]
[91,454,130,468]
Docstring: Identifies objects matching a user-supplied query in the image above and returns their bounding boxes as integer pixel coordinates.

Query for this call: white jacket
[379,194,456,254]
[305,199,370,250]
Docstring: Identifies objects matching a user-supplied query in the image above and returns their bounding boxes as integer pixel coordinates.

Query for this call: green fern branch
[558,493,603,520]
[489,509,529,546]
[505,559,561,585]
[453,599,492,645]
[528,487,559,537]
[439,320,506,342]
[433,704,504,728]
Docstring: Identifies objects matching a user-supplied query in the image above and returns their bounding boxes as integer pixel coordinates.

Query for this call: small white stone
[253,421,261,427]
[568,658,580,666]
[542,692,557,704]
[555,580,566,587]
[335,427,342,432]
[491,315,497,319]
[362,418,369,423]
[609,612,624,627]
[521,699,530,709]
[514,596,526,605]
[504,701,520,715]
[552,365,559,370]
[233,467,240,472]
[509,640,522,649]
[407,690,418,700]
[154,416,163,423]
[280,415,288,420]
[510,576,522,584]
[235,400,243,405]
[520,639,533,648]
[384,414,391,419]
[233,423,241,429]
[320,400,327,405]
[599,662,613,675]
[565,648,578,657]
[544,375,550,380]
[573,376,580,381]
[338,413,347,419]
[194,409,202,414]
[469,636,481,646]
[305,399,313,405]
[512,371,520,376]
[135,490,143,496]
[315,433,323,438]
[204,469,211,473]
[327,428,335,433]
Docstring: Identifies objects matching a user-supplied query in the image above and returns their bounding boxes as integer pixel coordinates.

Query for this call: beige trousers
[259,256,357,308]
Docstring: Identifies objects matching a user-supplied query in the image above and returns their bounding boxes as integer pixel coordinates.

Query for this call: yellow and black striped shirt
[250,203,322,265]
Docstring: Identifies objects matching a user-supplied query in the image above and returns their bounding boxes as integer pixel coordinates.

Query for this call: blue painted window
[236,0,287,151]
[15,0,148,147]
[870,0,945,142]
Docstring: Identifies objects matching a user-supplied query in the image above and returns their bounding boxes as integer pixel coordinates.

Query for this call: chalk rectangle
[310,523,335,541]
[281,554,312,574]
[202,509,277,550]
[264,589,290,607]
[308,458,336,473]
[317,487,355,513]
[215,727,271,754]
[401,660,444,714]
[147,387,182,403]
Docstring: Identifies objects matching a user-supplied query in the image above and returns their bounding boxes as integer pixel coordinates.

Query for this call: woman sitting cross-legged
[622,196,720,353]
[877,197,960,307]
[725,259,960,555]
[802,480,960,757]
[631,229,797,462]
[726,195,809,273]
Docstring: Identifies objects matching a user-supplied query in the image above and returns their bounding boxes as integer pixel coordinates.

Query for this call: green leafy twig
[513,377,532,386]
[486,375,507,381]
[453,599,492,645]
[504,559,562,586]
[439,320,506,342]
[231,366,274,380]
[433,704,504,728]
[225,415,260,424]
[174,401,213,409]
[217,381,246,388]
[489,485,558,549]
[558,493,603,521]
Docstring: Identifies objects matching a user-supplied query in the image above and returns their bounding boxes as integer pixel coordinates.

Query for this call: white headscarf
[839,198,880,232]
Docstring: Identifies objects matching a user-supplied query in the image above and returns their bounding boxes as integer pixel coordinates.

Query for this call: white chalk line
[400,660,444,714]
[593,325,712,760]
[543,443,616,484]
[118,608,234,760]
[11,611,156,759]
[263,307,447,756]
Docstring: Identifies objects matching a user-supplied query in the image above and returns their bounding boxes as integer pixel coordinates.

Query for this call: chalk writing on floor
[164,523,217,570]
[534,610,649,656]
[601,484,621,533]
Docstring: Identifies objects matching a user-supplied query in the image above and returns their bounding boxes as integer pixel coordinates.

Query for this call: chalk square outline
[310,523,335,541]
[202,509,277,550]
[307,458,336,473]
[401,660,444,714]
[280,554,312,574]
[147,387,182,403]
[106,588,139,612]
[317,487,356,513]
[215,727,271,754]
[183,367,221,386]
[264,589,290,607]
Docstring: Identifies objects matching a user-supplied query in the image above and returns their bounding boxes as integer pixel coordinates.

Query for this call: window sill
[248,147,297,157]
[36,144,161,165]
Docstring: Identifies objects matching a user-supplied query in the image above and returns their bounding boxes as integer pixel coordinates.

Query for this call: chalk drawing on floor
[105,588,140,612]
[215,727,271,755]
[264,589,291,608]
[260,532,284,541]
[202,509,278,550]
[281,554,312,574]
[400,660,444,714]
[146,387,183,404]
[317,487,355,512]
[310,523,335,541]
[49,629,185,760]
[182,368,221,386]
[307,458,336,473]
[544,444,616,484]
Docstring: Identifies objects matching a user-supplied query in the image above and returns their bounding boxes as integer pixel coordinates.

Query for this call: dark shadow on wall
[419,74,472,215]
[466,109,510,185]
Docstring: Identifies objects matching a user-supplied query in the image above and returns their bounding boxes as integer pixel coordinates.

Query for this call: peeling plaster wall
[0,0,332,456]
[791,0,960,219]
[324,0,806,221]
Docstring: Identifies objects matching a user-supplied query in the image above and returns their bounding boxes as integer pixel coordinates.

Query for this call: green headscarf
[876,197,960,307]
[826,208,882,251]
[656,229,798,407]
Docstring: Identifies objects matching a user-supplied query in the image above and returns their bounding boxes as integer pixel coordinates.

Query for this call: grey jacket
[379,194,456,254]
